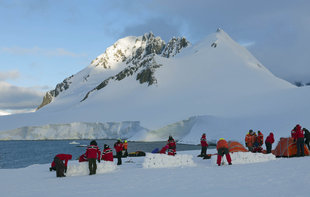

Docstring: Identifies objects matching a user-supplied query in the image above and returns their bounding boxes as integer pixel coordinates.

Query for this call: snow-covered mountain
[1,29,309,143]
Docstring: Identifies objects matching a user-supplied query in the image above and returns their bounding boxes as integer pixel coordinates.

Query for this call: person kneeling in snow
[216,138,232,166]
[102,144,114,162]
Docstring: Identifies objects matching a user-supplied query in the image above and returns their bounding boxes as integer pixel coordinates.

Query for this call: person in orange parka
[216,138,232,166]
[123,140,128,157]
[245,130,256,151]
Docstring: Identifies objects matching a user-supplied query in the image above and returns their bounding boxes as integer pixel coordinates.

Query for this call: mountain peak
[37,33,190,109]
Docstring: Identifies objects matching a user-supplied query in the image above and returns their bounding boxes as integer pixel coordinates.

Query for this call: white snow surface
[0,150,309,197]
[211,151,276,165]
[142,153,196,168]
[66,161,117,176]
[0,30,309,144]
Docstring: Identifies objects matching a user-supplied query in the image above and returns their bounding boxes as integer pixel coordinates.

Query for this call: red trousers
[217,153,232,165]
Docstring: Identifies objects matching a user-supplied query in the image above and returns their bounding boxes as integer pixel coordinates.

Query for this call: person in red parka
[79,153,88,162]
[86,140,101,175]
[257,131,264,146]
[114,139,123,165]
[293,124,305,156]
[101,144,114,162]
[216,138,232,166]
[200,133,208,157]
[167,135,176,156]
[159,145,169,154]
[265,132,275,154]
[50,154,72,172]
[167,148,176,156]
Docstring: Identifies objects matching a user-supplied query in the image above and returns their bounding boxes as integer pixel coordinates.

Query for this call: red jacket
[160,145,169,154]
[86,145,101,160]
[168,149,176,156]
[167,139,176,150]
[294,125,304,139]
[101,148,114,162]
[51,154,72,167]
[265,133,275,144]
[256,132,264,145]
[200,135,208,147]
[79,153,88,162]
[114,142,123,153]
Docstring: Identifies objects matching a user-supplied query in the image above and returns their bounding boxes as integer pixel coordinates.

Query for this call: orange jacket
[123,142,128,150]
[217,139,228,150]
[245,133,255,147]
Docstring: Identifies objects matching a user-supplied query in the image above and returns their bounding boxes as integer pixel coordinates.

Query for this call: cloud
[0,46,86,57]
[0,70,20,81]
[0,81,45,111]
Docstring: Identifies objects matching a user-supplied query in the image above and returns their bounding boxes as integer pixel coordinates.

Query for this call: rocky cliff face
[37,33,189,109]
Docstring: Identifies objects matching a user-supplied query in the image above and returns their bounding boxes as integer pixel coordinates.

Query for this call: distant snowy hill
[1,29,309,144]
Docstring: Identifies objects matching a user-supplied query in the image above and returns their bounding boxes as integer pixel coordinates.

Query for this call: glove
[98,159,100,163]
[64,166,67,173]
[245,143,248,147]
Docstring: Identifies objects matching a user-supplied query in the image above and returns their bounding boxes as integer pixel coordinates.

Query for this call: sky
[0,0,309,115]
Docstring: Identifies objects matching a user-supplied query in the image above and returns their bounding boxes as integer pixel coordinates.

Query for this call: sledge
[128,151,146,157]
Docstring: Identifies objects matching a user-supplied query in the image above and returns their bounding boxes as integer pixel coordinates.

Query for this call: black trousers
[201,146,207,156]
[305,139,310,150]
[297,138,305,156]
[88,158,97,175]
[117,151,122,165]
[266,143,272,154]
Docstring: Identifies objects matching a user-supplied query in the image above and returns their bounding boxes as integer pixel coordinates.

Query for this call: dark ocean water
[0,140,201,169]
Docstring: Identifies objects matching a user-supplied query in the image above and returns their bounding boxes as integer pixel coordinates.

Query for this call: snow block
[66,161,117,176]
[142,153,196,168]
[211,152,276,165]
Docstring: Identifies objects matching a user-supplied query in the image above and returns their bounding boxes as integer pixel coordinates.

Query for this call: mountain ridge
[1,29,309,144]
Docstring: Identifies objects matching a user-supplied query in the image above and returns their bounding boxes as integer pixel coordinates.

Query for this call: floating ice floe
[69,141,80,145]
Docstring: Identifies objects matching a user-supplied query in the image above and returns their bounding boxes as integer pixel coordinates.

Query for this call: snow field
[66,161,117,176]
[210,152,276,165]
[142,153,196,168]
[1,150,310,197]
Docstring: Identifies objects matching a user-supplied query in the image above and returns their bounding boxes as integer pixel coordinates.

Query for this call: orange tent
[274,137,310,157]
[228,141,248,153]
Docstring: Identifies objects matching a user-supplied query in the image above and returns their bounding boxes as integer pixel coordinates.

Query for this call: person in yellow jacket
[123,140,128,157]
[216,138,232,166]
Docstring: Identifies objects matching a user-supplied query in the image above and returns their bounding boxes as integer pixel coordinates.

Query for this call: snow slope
[0,29,308,144]
[0,150,309,197]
